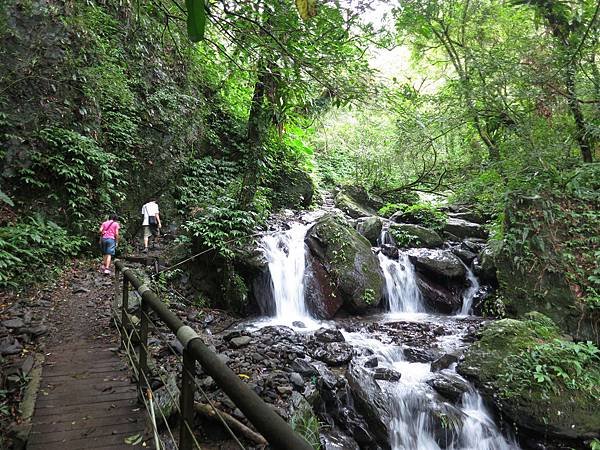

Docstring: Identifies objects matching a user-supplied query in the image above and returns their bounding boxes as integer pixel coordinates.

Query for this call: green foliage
[182,196,259,259]
[501,339,600,398]
[290,403,321,450]
[393,203,447,231]
[591,438,600,450]
[0,216,85,288]
[362,288,376,306]
[388,228,422,248]
[378,203,408,218]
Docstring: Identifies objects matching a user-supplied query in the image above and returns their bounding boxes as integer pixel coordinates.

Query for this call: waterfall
[344,330,520,450]
[378,252,425,313]
[459,264,480,315]
[260,224,312,324]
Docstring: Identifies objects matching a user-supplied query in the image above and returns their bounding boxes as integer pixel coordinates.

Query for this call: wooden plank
[31,398,139,417]
[27,429,147,450]
[30,409,142,429]
[28,420,145,446]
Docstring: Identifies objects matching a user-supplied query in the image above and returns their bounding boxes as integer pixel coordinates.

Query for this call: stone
[304,252,344,319]
[292,321,306,328]
[334,191,377,219]
[416,274,463,314]
[447,210,485,224]
[477,246,497,283]
[306,214,384,312]
[403,347,435,363]
[389,223,444,248]
[363,356,378,368]
[314,328,345,343]
[380,244,399,259]
[289,358,319,376]
[406,248,466,279]
[21,325,48,337]
[372,367,401,382]
[321,429,360,450]
[430,353,460,372]
[290,372,304,389]
[426,370,470,403]
[443,218,487,239]
[2,318,25,329]
[271,169,314,209]
[451,246,477,265]
[312,342,353,367]
[355,216,383,246]
[229,336,252,348]
[276,385,293,395]
[0,337,22,356]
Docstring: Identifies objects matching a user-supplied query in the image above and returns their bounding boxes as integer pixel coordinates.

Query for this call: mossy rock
[272,169,314,209]
[389,223,443,248]
[335,191,377,219]
[355,216,383,246]
[306,214,384,312]
[458,316,600,440]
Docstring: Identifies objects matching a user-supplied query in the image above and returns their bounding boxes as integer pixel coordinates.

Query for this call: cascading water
[260,224,313,325]
[459,264,480,316]
[378,252,425,314]
[344,328,520,450]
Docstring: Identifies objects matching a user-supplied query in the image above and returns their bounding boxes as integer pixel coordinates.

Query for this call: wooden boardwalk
[28,343,146,449]
[27,268,147,449]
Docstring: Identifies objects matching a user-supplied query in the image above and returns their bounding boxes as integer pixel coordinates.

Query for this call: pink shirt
[100,220,120,239]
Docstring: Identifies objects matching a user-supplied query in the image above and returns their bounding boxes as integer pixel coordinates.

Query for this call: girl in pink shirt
[99,214,120,274]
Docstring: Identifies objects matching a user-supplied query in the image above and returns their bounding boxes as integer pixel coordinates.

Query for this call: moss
[459,316,600,439]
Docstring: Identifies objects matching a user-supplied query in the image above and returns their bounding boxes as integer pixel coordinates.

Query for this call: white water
[345,328,519,450]
[378,253,425,314]
[261,224,313,326]
[459,264,480,315]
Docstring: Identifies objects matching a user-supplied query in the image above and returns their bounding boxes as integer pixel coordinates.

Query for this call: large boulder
[304,252,343,319]
[406,249,466,279]
[340,185,385,210]
[306,214,384,312]
[355,216,383,246]
[416,274,463,313]
[442,218,487,239]
[334,191,377,219]
[458,316,600,441]
[389,223,443,248]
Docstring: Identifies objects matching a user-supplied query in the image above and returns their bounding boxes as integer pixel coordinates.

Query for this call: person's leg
[105,254,112,269]
[142,226,150,252]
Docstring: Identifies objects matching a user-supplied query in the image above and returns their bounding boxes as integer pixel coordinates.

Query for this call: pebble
[2,318,25,329]
[230,336,252,348]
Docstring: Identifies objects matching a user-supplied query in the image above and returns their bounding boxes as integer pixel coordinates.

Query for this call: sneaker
[99,265,105,273]
[142,248,148,254]
[103,268,111,275]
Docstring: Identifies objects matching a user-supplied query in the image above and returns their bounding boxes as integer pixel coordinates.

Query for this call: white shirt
[142,201,159,226]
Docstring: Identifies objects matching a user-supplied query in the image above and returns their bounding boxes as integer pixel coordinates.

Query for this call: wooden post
[122,277,129,332]
[138,298,149,388]
[179,348,196,450]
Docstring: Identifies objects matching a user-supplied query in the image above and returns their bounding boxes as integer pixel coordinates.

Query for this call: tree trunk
[565,64,594,163]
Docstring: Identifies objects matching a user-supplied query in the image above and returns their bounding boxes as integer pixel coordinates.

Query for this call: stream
[255,222,520,450]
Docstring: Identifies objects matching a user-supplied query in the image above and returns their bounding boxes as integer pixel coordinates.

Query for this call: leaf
[295,0,317,20]
[0,190,14,207]
[185,0,206,42]
[124,433,143,445]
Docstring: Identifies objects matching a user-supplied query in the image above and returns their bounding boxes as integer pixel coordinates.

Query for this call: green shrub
[0,216,85,288]
[378,203,408,218]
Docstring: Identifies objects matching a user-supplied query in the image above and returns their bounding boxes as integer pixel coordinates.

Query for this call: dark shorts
[101,238,116,256]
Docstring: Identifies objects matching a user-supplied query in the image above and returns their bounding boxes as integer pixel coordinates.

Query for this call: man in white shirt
[141,199,161,253]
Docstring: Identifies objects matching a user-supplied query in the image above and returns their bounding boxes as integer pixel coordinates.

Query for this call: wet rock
[389,223,444,248]
[153,374,179,426]
[426,370,470,403]
[355,216,383,246]
[312,342,353,367]
[451,246,477,265]
[447,210,485,224]
[416,274,462,314]
[321,428,360,450]
[20,325,48,337]
[363,356,378,368]
[380,244,399,259]
[277,385,293,395]
[289,358,319,377]
[477,246,497,283]
[306,214,384,312]
[407,248,466,279]
[305,252,344,319]
[403,347,434,363]
[292,321,306,328]
[372,367,401,382]
[431,352,460,372]
[3,318,25,329]
[314,328,345,343]
[443,218,487,239]
[290,372,304,389]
